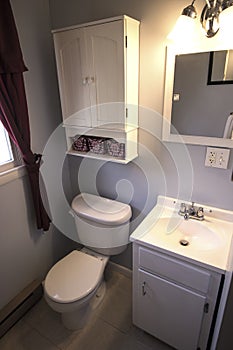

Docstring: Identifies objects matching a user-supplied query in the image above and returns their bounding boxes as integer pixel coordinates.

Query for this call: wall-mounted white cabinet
[53,15,139,163]
[132,244,222,350]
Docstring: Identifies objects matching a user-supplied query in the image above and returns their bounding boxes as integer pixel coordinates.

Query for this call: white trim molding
[0,165,26,186]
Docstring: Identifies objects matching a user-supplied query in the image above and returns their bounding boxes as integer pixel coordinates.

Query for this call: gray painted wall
[0,0,76,310]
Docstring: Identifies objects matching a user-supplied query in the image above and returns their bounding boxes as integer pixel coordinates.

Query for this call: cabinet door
[85,21,125,129]
[53,28,92,126]
[134,270,206,350]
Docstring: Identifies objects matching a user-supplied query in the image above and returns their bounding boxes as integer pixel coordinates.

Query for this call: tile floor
[0,266,174,350]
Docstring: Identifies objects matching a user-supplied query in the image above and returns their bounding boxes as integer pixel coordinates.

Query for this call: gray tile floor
[0,267,173,350]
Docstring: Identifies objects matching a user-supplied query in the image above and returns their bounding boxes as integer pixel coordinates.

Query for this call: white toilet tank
[71,193,132,255]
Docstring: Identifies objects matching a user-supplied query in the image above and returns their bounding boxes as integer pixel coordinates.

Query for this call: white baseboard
[107,261,132,279]
[0,280,42,338]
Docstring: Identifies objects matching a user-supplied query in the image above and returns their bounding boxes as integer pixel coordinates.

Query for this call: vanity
[130,196,233,350]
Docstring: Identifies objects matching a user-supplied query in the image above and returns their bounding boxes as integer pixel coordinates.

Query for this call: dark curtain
[0,0,51,231]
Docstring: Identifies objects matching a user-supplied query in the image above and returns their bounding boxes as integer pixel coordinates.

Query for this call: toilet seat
[44,250,104,304]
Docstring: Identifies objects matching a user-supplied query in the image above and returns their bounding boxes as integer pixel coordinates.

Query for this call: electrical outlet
[173,93,180,101]
[205,147,230,169]
[205,149,216,166]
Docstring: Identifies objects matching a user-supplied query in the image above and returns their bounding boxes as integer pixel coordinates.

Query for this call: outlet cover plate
[205,147,230,169]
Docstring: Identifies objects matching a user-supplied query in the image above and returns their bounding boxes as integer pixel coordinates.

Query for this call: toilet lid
[71,193,132,225]
[44,250,104,303]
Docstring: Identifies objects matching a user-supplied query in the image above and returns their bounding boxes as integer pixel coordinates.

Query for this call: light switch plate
[205,147,230,169]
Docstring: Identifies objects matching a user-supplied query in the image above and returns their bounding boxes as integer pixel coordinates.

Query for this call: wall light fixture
[169,0,233,39]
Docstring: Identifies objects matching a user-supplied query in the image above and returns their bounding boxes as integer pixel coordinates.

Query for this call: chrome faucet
[178,202,204,221]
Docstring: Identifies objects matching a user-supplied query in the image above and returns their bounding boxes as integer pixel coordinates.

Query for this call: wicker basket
[72,135,89,152]
[106,139,125,159]
[87,136,107,155]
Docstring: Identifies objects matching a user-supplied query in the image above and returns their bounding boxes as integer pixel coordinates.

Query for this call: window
[0,121,18,172]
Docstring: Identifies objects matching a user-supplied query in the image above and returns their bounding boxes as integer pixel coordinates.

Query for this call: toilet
[44,193,132,330]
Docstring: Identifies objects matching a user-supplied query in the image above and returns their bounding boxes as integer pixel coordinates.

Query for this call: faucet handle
[197,207,204,219]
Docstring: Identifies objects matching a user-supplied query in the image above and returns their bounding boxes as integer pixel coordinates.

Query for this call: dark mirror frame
[207,51,233,85]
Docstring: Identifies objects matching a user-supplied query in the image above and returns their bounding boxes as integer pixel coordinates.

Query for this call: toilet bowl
[44,248,109,330]
[44,193,132,330]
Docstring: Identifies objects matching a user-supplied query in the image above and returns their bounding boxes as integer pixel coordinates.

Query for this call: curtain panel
[0,0,51,231]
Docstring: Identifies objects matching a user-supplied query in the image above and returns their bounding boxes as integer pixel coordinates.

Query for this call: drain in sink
[179,239,189,246]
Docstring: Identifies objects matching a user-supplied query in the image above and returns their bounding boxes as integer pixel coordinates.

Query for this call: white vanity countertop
[130,196,233,273]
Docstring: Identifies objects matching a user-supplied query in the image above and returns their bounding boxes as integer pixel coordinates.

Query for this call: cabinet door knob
[142,282,146,296]
[82,77,88,85]
[88,76,95,84]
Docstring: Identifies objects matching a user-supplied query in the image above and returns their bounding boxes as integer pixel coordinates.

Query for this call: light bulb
[219,5,233,46]
[167,15,196,42]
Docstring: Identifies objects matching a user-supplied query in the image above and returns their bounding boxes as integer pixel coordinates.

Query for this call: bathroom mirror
[163,46,233,147]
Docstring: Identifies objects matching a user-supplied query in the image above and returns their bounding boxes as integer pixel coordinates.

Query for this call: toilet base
[61,280,106,330]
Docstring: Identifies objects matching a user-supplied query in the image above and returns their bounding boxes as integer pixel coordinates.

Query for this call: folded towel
[223,114,233,139]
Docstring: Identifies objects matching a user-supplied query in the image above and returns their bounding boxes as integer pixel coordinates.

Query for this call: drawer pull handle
[142,282,146,296]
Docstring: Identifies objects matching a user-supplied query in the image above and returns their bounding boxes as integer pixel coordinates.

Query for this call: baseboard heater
[0,279,43,338]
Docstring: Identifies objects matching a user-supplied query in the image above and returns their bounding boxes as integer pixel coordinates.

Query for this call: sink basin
[149,217,224,251]
[130,195,233,271]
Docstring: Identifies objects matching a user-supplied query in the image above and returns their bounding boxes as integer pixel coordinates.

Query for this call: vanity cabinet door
[135,269,206,350]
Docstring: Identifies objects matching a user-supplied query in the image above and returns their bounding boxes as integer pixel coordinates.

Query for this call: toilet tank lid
[71,193,132,225]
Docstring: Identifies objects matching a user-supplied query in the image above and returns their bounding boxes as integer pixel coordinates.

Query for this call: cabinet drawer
[139,247,211,293]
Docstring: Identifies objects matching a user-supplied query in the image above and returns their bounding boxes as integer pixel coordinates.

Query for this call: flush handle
[69,210,75,218]
[142,282,146,296]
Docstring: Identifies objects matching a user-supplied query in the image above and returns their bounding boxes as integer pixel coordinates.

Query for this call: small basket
[106,139,125,159]
[87,136,107,155]
[72,135,89,152]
